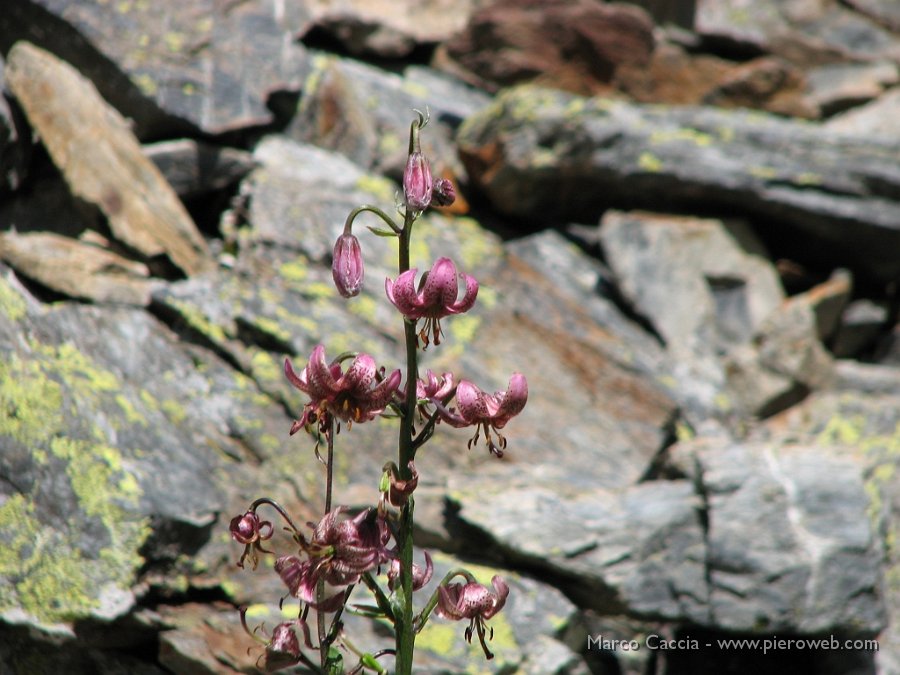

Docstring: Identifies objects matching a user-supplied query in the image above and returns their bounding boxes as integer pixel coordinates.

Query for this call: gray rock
[0,265,293,631]
[299,0,479,59]
[0,0,310,138]
[286,54,491,178]
[599,210,830,419]
[806,60,899,116]
[143,139,254,200]
[458,84,900,284]
[826,86,900,139]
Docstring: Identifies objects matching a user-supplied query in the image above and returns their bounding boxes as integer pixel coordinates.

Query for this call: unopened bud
[432,177,456,207]
[332,233,364,298]
[403,151,433,212]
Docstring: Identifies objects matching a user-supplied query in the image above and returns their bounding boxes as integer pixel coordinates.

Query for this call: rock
[434,0,656,96]
[0,55,31,194]
[0,0,309,138]
[4,42,211,277]
[801,268,853,343]
[844,0,900,32]
[671,437,885,635]
[598,210,830,419]
[825,86,900,138]
[299,0,478,59]
[762,362,900,672]
[616,42,815,118]
[143,140,254,201]
[286,54,490,178]
[0,231,159,305]
[457,84,900,285]
[832,298,890,358]
[695,0,900,65]
[806,60,899,116]
[0,267,294,632]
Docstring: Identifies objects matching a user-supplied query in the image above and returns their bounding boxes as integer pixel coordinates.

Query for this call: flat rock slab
[0,231,159,305]
[1,0,309,138]
[457,84,900,284]
[4,42,210,276]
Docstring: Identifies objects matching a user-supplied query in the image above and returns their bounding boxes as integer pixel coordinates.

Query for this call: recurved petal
[386,268,422,316]
[284,357,308,393]
[455,380,490,424]
[449,272,478,314]
[366,368,402,412]
[493,373,528,428]
[483,575,510,619]
[304,345,341,400]
[436,583,466,621]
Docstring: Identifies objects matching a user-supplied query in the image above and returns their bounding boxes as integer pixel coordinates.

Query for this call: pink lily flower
[284,345,401,433]
[438,373,528,457]
[385,257,478,347]
[436,575,509,660]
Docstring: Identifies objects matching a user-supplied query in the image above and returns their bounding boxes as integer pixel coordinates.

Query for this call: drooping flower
[387,550,433,592]
[403,150,433,212]
[385,257,478,347]
[284,345,401,435]
[230,510,274,569]
[380,460,419,509]
[240,608,313,673]
[438,373,528,457]
[276,507,394,612]
[332,232,364,298]
[436,575,509,660]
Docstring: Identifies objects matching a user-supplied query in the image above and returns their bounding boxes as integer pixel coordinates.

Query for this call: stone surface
[299,0,479,58]
[0,0,310,138]
[4,42,211,276]
[435,0,656,96]
[825,86,900,138]
[0,55,30,194]
[143,139,254,200]
[0,231,159,305]
[457,84,900,285]
[287,54,491,178]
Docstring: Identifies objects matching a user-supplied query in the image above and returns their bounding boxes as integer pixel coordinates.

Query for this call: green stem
[394,206,418,675]
[343,205,402,235]
[318,419,336,668]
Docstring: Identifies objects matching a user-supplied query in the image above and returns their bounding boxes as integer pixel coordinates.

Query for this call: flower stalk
[229,110,526,674]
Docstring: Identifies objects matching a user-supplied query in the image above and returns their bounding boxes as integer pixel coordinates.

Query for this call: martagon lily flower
[436,575,509,660]
[275,507,393,612]
[385,257,478,347]
[284,345,401,436]
[438,373,528,457]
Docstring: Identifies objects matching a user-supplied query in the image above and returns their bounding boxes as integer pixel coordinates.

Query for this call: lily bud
[403,151,433,212]
[432,177,456,207]
[332,232,364,298]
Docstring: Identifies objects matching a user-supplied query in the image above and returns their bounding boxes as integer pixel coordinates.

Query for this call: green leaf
[367,226,399,238]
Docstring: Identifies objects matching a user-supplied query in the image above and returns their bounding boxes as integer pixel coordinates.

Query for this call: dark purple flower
[332,232,364,298]
[381,460,419,509]
[276,507,394,612]
[438,373,527,457]
[284,345,401,433]
[387,550,433,592]
[385,257,478,347]
[436,575,509,660]
[403,151,433,212]
[230,511,274,569]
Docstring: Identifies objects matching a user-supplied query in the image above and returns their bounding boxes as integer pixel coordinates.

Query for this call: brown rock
[435,0,656,96]
[4,41,211,277]
[0,231,158,305]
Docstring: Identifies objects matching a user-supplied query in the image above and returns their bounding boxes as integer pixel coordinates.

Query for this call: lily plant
[230,111,527,674]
